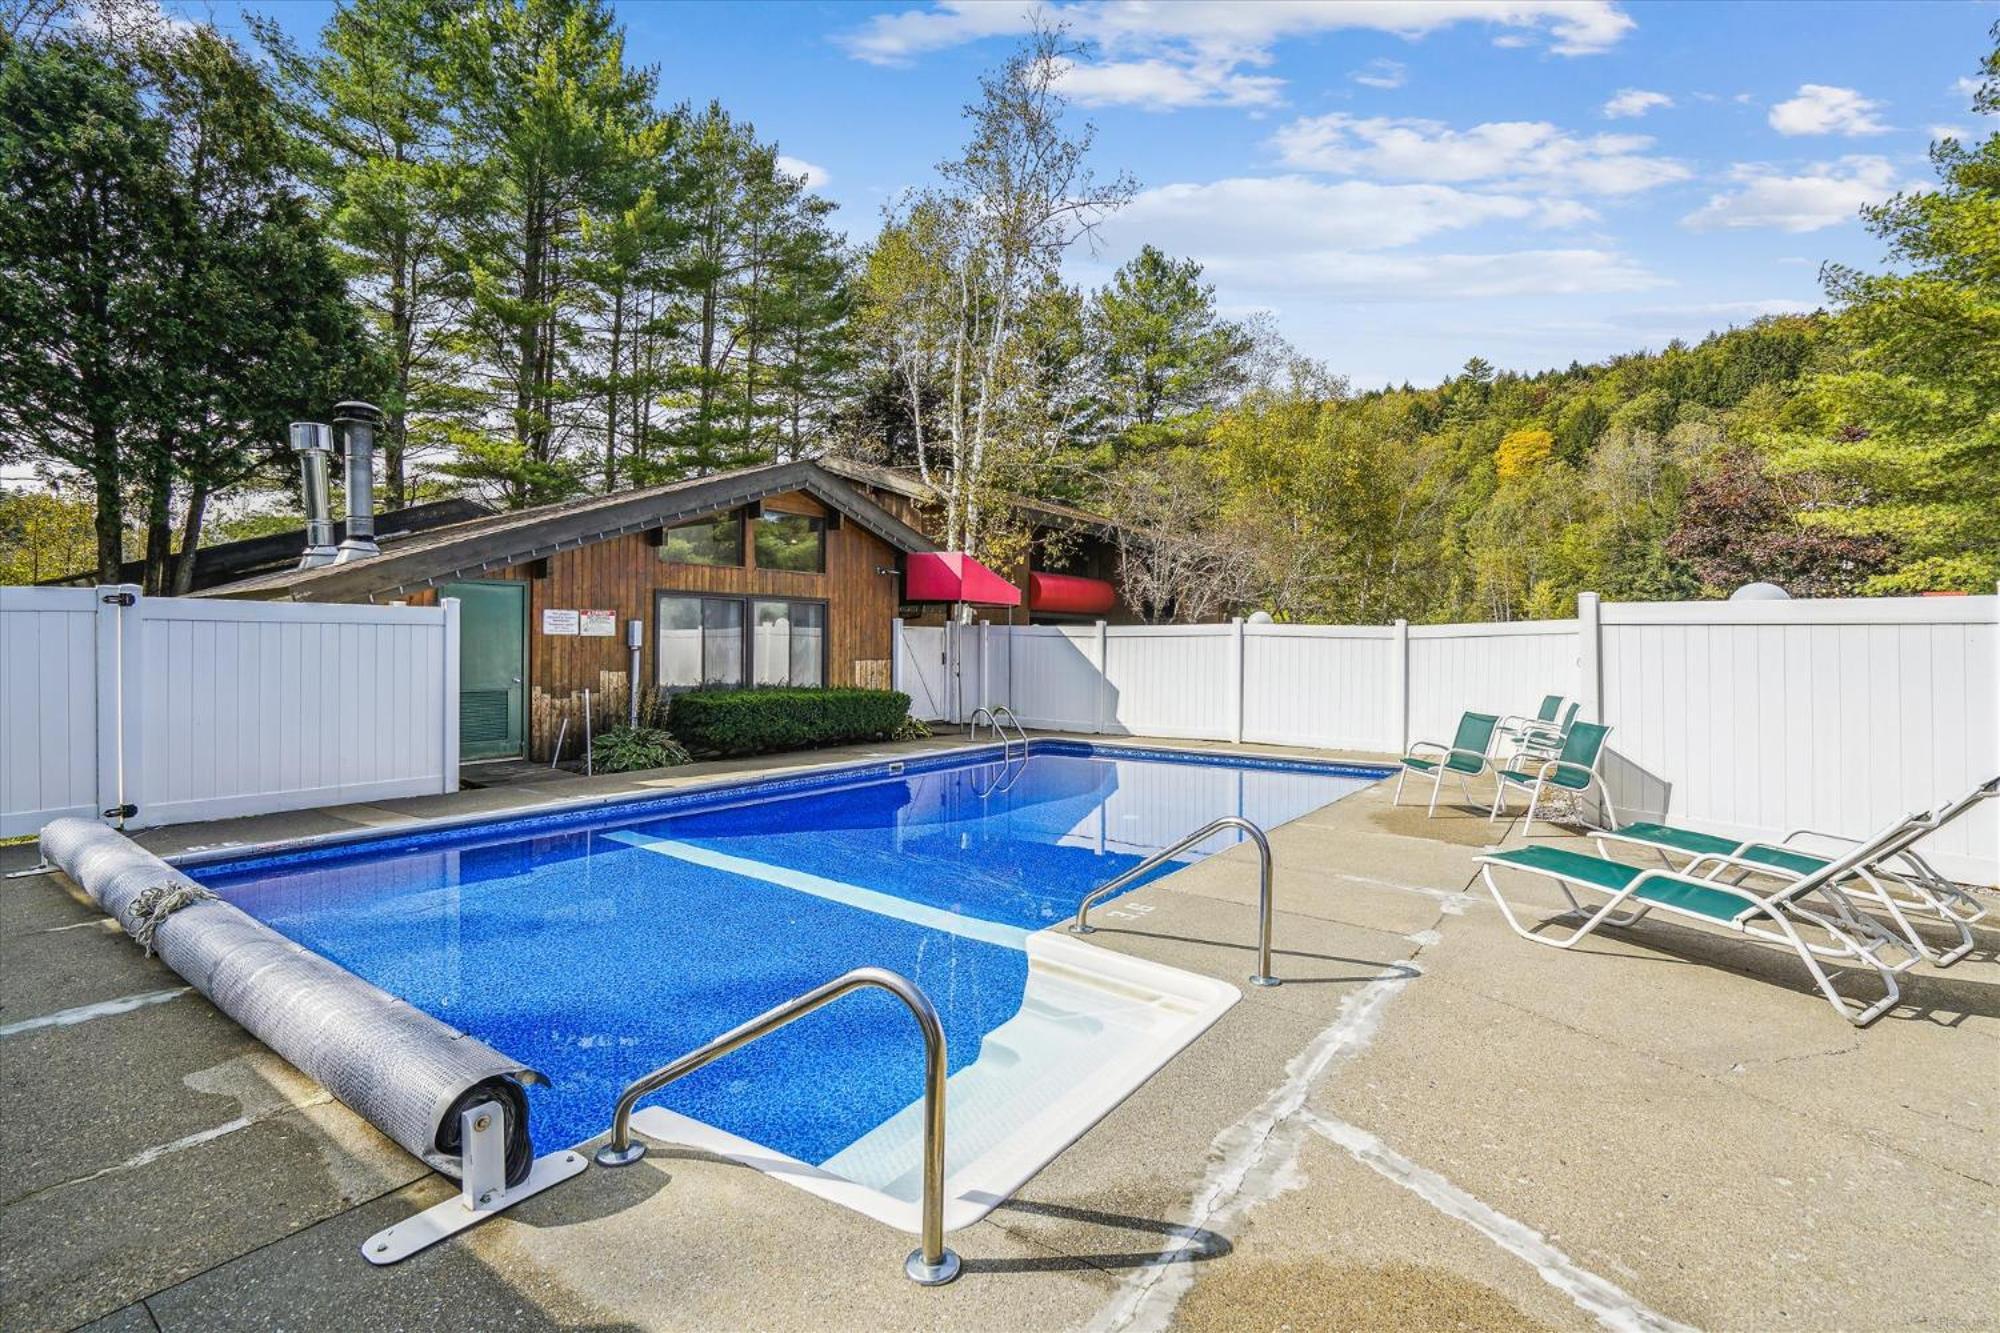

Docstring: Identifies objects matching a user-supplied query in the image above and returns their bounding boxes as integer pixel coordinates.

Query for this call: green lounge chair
[1489,721,1618,834]
[1477,814,1925,1026]
[1394,711,1500,817]
[1592,776,1995,967]
[1495,695,1574,754]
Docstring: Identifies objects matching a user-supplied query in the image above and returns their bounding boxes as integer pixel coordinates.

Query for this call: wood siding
[408,490,901,757]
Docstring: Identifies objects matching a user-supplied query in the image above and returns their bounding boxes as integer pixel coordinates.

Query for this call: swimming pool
[188,741,1386,1228]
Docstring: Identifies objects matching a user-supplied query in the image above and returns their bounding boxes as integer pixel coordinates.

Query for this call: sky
[181,0,1991,388]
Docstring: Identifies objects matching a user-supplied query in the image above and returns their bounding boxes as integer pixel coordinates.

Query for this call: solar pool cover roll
[39,819,541,1186]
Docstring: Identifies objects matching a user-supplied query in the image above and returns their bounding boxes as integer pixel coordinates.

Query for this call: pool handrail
[966,705,1026,762]
[1069,816,1281,988]
[592,966,961,1286]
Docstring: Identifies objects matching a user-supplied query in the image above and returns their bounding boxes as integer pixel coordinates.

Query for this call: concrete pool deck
[2,735,1994,1331]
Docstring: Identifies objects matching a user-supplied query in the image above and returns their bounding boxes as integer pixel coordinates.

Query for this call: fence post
[890,617,906,695]
[1229,618,1245,744]
[1092,620,1109,735]
[1391,619,1409,755]
[440,597,462,794]
[978,620,990,714]
[1577,592,1603,722]
[93,585,142,826]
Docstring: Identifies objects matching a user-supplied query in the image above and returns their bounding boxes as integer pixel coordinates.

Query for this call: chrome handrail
[594,967,961,1286]
[966,705,1026,762]
[1070,816,1281,988]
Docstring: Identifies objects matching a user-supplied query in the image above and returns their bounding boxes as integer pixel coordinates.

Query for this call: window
[656,595,744,689]
[752,600,825,688]
[753,510,825,573]
[658,512,742,567]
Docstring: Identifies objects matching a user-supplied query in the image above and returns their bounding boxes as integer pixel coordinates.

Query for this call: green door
[446,581,526,759]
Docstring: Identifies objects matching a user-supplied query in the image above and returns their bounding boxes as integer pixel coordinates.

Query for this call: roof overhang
[207,462,937,603]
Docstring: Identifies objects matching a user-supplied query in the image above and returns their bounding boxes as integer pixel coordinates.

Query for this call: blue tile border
[184,740,1394,879]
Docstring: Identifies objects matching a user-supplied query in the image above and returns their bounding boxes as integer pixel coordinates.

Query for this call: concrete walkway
[1,736,1993,1332]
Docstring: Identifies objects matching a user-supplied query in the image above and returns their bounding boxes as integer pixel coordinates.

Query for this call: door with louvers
[444,581,526,759]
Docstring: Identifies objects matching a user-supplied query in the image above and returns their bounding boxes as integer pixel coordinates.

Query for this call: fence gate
[1,585,460,838]
[894,622,953,722]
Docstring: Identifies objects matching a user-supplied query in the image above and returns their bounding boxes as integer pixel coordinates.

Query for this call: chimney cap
[332,400,382,424]
[289,421,333,451]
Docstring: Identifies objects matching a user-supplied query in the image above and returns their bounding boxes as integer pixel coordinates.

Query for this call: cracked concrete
[3,734,1995,1331]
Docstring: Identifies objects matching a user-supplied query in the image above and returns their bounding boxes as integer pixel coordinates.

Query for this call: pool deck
[2,734,1994,1332]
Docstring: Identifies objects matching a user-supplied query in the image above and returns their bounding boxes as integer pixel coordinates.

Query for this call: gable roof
[203,460,935,603]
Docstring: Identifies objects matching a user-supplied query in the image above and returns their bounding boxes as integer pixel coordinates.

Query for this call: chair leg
[1427,767,1446,817]
[1392,767,1408,806]
[1761,904,1901,1027]
[1521,783,1542,837]
[1488,780,1508,823]
[1480,866,1645,948]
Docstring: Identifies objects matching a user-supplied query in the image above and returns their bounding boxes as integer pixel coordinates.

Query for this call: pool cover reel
[38,819,541,1187]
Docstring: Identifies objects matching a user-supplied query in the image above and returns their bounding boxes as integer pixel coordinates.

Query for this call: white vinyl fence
[895,593,1999,883]
[2,586,460,836]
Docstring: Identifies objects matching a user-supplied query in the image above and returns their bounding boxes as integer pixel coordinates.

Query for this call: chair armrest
[1407,741,1490,768]
[1780,826,1860,850]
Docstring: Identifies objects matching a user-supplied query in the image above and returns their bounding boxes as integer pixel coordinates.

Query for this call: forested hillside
[1,2,1993,617]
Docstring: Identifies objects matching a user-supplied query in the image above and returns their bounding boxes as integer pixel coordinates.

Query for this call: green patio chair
[1592,775,1995,967]
[1477,810,1925,1025]
[1495,694,1569,751]
[1394,711,1501,817]
[1489,720,1618,833]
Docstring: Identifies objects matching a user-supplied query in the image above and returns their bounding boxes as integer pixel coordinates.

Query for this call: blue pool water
[191,743,1384,1163]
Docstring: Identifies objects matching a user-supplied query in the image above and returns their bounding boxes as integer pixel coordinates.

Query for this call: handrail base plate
[905,1247,963,1286]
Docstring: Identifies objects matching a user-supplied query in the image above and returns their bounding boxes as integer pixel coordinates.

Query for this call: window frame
[751,506,827,574]
[657,509,746,568]
[653,590,830,692]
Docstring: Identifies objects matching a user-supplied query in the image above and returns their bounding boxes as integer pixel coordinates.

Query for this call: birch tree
[882,25,1132,554]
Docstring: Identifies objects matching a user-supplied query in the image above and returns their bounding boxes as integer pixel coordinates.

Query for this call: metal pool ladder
[1070,816,1283,988]
[967,705,1026,762]
[593,966,962,1287]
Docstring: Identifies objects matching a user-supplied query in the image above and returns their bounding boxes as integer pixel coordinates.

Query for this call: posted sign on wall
[541,609,580,636]
[580,610,617,636]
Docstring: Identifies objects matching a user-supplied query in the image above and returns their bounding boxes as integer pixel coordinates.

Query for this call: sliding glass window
[752,601,825,688]
[655,595,745,690]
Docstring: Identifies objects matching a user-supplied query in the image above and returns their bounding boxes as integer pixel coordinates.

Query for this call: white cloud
[1351,58,1407,90]
[1602,88,1672,119]
[1111,176,1591,254]
[1928,124,1973,142]
[1681,156,1904,232]
[1768,84,1888,136]
[1271,113,1690,195]
[1052,56,1283,110]
[1951,75,1981,99]
[1084,176,1656,304]
[840,2,1636,107]
[775,155,832,189]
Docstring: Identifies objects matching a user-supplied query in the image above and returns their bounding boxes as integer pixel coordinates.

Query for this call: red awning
[905,552,1022,606]
[1028,571,1117,616]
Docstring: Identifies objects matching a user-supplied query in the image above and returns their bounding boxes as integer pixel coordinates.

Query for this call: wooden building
[206,461,934,761]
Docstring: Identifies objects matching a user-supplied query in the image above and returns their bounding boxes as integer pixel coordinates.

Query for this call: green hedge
[668,687,913,757]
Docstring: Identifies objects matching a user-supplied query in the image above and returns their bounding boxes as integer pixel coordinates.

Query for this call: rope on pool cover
[37,817,543,1188]
[126,882,217,956]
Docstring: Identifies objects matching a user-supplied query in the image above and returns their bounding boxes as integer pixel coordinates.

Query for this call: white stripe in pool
[602,830,1032,950]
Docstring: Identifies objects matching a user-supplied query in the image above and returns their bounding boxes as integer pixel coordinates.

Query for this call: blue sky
[200,0,1990,388]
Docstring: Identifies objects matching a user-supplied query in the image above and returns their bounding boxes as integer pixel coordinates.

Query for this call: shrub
[669,688,912,757]
[591,725,691,774]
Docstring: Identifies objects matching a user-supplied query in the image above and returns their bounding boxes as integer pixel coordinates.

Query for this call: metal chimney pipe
[333,401,382,563]
[293,421,338,569]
